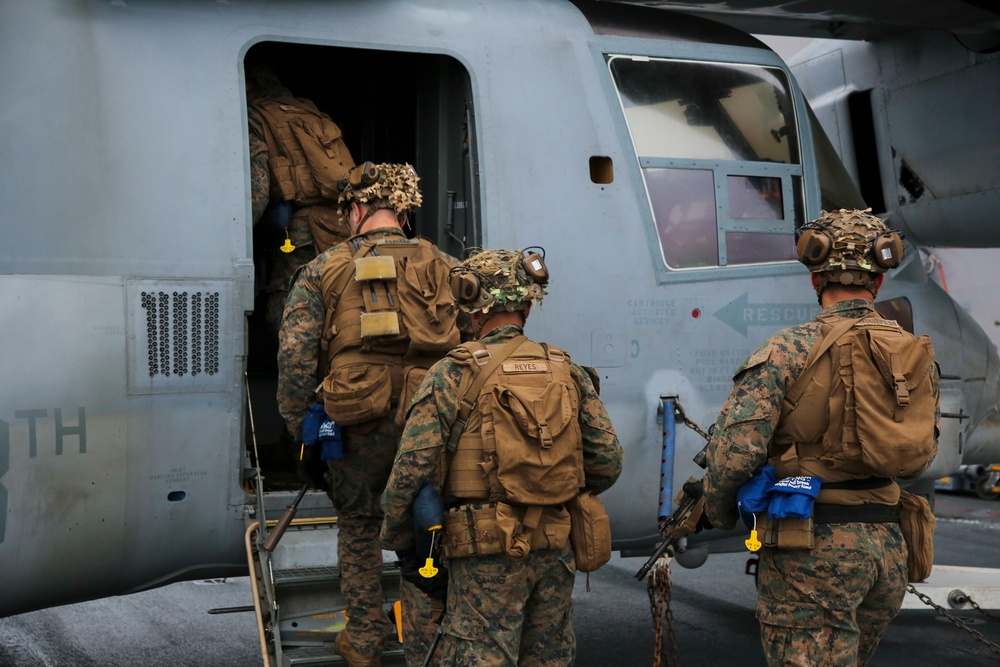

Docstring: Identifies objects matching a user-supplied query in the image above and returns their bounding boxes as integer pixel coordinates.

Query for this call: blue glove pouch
[768,476,823,519]
[737,465,777,529]
[318,417,343,461]
[301,403,325,446]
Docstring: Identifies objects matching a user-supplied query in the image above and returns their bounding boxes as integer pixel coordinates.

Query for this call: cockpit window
[609,55,803,270]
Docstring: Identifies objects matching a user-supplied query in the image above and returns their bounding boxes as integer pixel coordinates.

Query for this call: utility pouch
[496,502,535,560]
[567,492,611,572]
[303,206,351,254]
[443,504,503,559]
[775,516,814,549]
[322,363,392,426]
[396,254,461,353]
[758,514,779,547]
[898,490,935,582]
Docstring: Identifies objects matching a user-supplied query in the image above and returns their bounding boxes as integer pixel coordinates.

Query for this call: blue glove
[301,403,326,446]
[768,476,822,519]
[737,465,777,529]
[318,417,343,461]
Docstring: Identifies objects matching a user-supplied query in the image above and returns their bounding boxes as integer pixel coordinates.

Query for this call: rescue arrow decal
[713,293,820,336]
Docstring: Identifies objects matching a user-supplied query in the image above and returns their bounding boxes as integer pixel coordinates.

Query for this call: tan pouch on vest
[899,490,935,582]
[776,517,814,549]
[496,503,534,560]
[567,492,612,572]
[443,504,503,558]
[322,363,392,426]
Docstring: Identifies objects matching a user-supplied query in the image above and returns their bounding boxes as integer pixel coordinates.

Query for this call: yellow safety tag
[745,514,762,552]
[419,558,439,578]
[280,234,296,254]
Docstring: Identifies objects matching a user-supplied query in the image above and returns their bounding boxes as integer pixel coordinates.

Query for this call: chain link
[967,595,999,621]
[648,556,680,667]
[672,401,711,442]
[906,584,1000,655]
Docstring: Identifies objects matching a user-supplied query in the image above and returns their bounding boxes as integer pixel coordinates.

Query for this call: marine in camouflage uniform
[246,62,353,335]
[702,209,940,667]
[277,164,460,667]
[381,249,623,667]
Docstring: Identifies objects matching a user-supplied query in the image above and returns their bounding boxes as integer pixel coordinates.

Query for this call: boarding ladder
[245,483,408,666]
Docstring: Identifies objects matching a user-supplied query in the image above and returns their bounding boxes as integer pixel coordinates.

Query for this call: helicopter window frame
[602,51,809,281]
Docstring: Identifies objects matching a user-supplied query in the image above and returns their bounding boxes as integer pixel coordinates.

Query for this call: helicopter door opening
[241,42,479,491]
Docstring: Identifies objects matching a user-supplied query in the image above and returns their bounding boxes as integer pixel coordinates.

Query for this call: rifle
[634,486,702,581]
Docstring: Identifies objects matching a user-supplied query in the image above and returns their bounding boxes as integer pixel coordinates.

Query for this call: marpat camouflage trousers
[756,522,908,667]
[431,546,576,666]
[326,415,401,657]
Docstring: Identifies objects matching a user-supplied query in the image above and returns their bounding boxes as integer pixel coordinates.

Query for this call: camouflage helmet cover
[337,162,423,216]
[455,248,548,314]
[796,208,904,290]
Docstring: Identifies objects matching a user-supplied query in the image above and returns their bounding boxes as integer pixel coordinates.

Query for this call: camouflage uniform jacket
[381,323,623,551]
[704,299,940,530]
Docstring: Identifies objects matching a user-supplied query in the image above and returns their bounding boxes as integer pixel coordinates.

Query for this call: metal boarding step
[245,493,407,666]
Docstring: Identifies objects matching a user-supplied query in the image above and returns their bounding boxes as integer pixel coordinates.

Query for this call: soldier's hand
[669,479,714,538]
[682,479,704,500]
[297,444,329,492]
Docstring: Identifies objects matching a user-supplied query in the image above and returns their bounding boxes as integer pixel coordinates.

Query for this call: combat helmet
[795,208,904,295]
[337,161,423,219]
[450,248,549,314]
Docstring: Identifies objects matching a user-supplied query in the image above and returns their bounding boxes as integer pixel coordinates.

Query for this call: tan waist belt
[442,501,571,560]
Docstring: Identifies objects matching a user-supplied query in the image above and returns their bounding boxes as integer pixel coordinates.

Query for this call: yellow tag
[280,236,296,253]
[419,558,439,578]
[745,529,762,552]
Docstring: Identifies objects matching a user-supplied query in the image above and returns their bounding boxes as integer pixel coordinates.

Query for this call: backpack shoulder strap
[785,316,860,407]
[445,335,527,452]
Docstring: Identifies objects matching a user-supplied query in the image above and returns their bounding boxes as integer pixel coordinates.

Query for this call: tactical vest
[249,93,354,206]
[770,313,937,495]
[318,233,460,426]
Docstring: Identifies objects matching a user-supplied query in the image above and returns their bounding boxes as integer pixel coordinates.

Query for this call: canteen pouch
[898,490,935,582]
[496,502,533,560]
[567,492,612,572]
[322,363,392,426]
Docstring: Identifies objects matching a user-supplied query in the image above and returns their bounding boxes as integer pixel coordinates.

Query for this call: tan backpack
[319,235,460,426]
[788,314,937,478]
[249,94,355,205]
[444,338,585,505]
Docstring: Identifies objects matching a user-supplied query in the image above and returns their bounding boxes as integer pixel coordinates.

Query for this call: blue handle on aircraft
[659,397,676,519]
